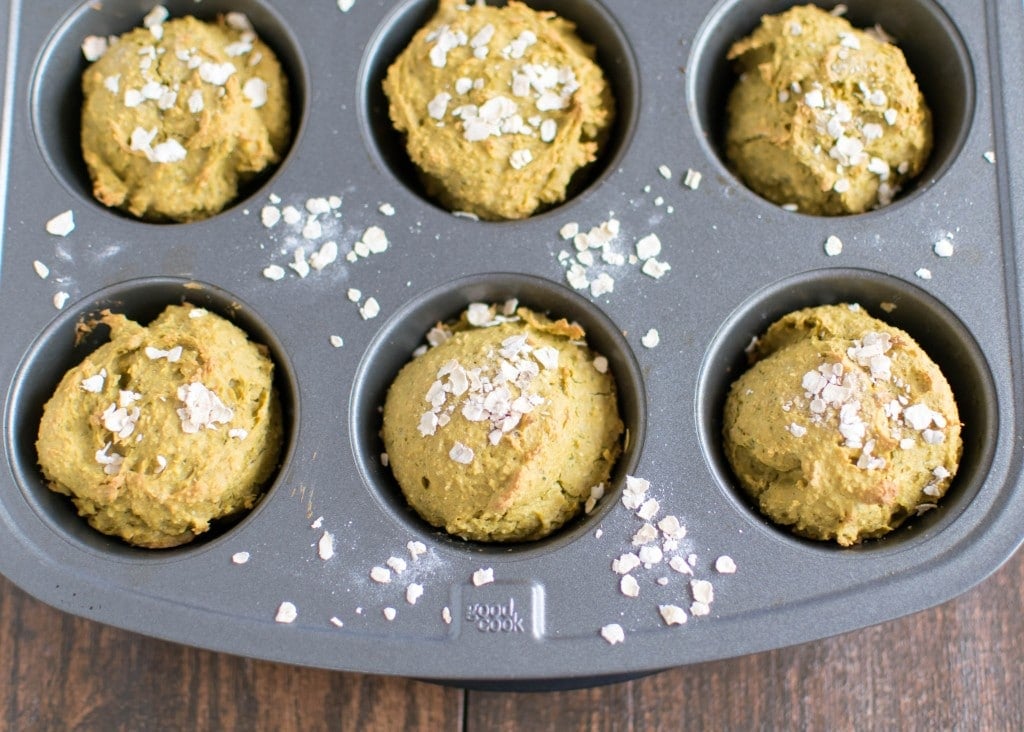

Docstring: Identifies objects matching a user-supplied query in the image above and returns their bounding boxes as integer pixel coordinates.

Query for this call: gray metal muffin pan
[1,0,1023,688]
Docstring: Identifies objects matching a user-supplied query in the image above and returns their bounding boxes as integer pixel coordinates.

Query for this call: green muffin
[383,0,614,220]
[726,5,931,214]
[382,303,622,542]
[37,304,282,548]
[81,13,290,221]
[723,304,961,546]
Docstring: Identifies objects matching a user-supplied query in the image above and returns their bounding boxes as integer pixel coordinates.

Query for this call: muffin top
[382,302,623,542]
[383,0,614,220]
[723,303,961,546]
[725,4,931,214]
[81,12,290,222]
[36,304,282,548]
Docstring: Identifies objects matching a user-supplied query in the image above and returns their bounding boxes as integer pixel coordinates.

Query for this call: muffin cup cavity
[696,268,995,553]
[686,0,974,215]
[30,0,309,223]
[349,273,646,556]
[357,0,640,220]
[5,278,298,559]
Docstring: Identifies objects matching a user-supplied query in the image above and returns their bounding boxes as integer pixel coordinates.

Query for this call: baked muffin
[80,12,290,222]
[723,304,961,546]
[382,302,623,542]
[383,0,614,220]
[725,5,931,214]
[36,304,282,548]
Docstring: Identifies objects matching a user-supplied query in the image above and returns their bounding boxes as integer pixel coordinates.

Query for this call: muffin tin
[1,0,1023,688]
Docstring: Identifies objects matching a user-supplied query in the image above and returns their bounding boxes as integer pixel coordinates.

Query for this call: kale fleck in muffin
[383,0,614,220]
[382,302,623,542]
[37,304,282,548]
[80,10,290,222]
[723,304,961,546]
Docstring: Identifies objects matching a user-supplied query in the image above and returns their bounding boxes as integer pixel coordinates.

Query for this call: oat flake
[263,264,286,281]
[318,531,335,561]
[659,604,687,626]
[359,297,381,320]
[275,602,297,624]
[600,623,625,645]
[715,556,737,574]
[81,36,108,62]
[934,238,954,258]
[370,566,391,584]
[386,556,408,574]
[406,583,424,605]
[177,382,233,433]
[46,210,75,237]
[242,77,268,109]
[472,567,494,586]
[620,574,640,598]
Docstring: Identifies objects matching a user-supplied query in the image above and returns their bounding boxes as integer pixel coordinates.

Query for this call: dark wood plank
[465,548,1024,730]
[0,576,464,732]
[5,548,1024,730]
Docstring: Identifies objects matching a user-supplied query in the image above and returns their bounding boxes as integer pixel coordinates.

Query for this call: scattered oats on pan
[275,601,297,624]
[659,604,687,626]
[45,210,75,237]
[600,623,625,645]
[370,566,392,584]
[472,567,495,586]
[715,556,738,574]
[318,531,335,561]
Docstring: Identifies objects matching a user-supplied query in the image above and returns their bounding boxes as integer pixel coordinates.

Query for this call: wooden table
[3,544,1023,731]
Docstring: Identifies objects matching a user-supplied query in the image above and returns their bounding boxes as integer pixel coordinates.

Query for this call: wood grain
[3,547,1023,731]
[0,576,463,732]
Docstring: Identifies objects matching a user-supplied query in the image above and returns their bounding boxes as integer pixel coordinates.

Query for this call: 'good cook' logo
[465,598,525,633]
